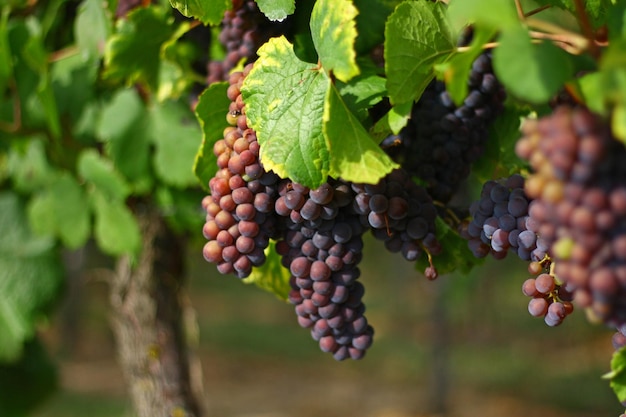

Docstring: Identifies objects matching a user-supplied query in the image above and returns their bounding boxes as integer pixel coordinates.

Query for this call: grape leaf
[241,36,330,187]
[89,189,141,256]
[103,6,175,91]
[27,172,91,249]
[7,137,53,193]
[0,192,63,362]
[193,82,230,191]
[324,84,398,184]
[77,149,131,201]
[96,89,151,182]
[352,0,400,54]
[51,51,98,123]
[255,0,295,22]
[605,346,626,405]
[0,8,12,95]
[446,0,520,33]
[169,0,230,26]
[385,1,455,105]
[74,0,111,59]
[243,241,291,301]
[493,29,574,104]
[336,70,387,122]
[155,186,205,233]
[310,0,359,82]
[150,99,202,188]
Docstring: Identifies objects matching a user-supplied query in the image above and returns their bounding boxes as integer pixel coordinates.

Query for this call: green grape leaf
[77,149,131,201]
[606,346,626,405]
[416,217,484,277]
[446,0,520,33]
[0,192,63,362]
[606,1,626,41]
[243,241,291,301]
[387,100,412,134]
[242,36,330,187]
[193,82,230,191]
[336,70,387,122]
[385,1,455,105]
[7,137,53,193]
[0,8,12,95]
[150,99,202,188]
[51,51,98,123]
[103,6,175,91]
[0,338,58,417]
[325,84,398,184]
[493,29,574,104]
[353,0,400,54]
[27,173,91,249]
[155,186,205,234]
[169,0,229,25]
[89,189,141,256]
[614,103,626,144]
[21,20,61,138]
[310,0,359,82]
[255,0,295,22]
[97,89,151,182]
[74,0,111,59]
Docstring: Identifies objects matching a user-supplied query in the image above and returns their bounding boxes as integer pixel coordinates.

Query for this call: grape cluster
[386,51,506,203]
[516,106,626,327]
[522,270,574,326]
[201,65,444,360]
[273,179,374,360]
[207,0,292,84]
[351,169,441,276]
[463,174,548,262]
[202,65,281,278]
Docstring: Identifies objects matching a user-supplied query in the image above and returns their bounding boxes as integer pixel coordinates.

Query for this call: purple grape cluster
[386,51,506,203]
[351,169,442,275]
[207,0,292,84]
[273,179,374,360]
[464,174,548,262]
[516,106,626,328]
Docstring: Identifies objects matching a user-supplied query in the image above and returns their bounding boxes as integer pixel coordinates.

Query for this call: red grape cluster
[522,270,574,326]
[202,65,281,278]
[516,106,626,327]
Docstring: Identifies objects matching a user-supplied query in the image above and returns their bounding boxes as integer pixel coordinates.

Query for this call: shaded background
[32,235,622,417]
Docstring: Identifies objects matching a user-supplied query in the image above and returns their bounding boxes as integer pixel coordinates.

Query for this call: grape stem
[515,0,552,19]
[526,18,589,54]
[572,0,601,59]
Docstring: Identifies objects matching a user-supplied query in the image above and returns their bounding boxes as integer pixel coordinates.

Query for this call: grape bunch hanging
[202,64,442,360]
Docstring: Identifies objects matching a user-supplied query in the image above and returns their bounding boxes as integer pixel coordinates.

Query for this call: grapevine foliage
[192,0,626,410]
[2,0,626,414]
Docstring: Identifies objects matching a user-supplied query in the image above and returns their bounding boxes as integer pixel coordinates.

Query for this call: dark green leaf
[193,82,230,191]
[150,99,202,188]
[103,6,175,91]
[385,1,455,105]
[7,137,54,193]
[447,0,519,33]
[74,0,111,59]
[97,89,151,182]
[77,149,131,201]
[90,189,141,256]
[493,29,574,104]
[27,172,91,249]
[0,192,63,362]
[607,346,626,405]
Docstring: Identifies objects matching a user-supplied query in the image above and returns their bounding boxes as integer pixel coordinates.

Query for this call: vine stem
[573,0,601,59]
